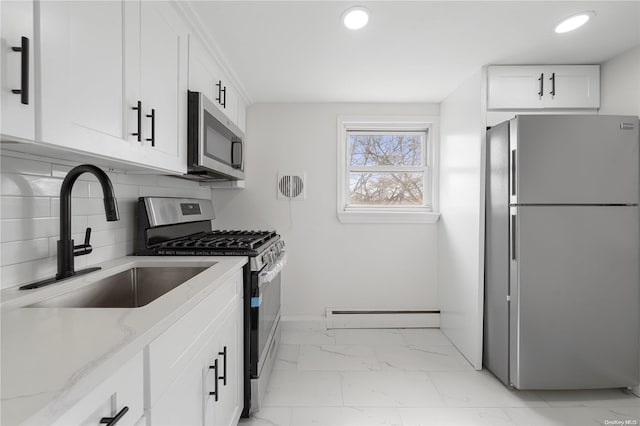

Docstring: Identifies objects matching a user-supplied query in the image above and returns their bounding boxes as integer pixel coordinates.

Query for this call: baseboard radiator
[325,308,440,329]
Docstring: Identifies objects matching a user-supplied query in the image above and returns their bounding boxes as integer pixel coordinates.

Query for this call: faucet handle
[74,227,93,257]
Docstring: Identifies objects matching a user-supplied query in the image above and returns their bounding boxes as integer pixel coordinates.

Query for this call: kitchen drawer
[52,352,143,426]
[147,270,242,406]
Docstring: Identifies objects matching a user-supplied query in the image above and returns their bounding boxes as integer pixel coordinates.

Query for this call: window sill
[337,211,440,224]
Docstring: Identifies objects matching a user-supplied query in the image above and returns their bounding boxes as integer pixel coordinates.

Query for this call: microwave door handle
[231,141,242,169]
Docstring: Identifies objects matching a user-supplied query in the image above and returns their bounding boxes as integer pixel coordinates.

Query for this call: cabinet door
[1,0,35,140]
[220,82,238,126]
[39,1,140,161]
[237,96,247,133]
[207,303,243,426]
[188,36,222,104]
[53,353,144,426]
[487,66,544,109]
[543,65,600,109]
[140,1,187,173]
[151,341,210,426]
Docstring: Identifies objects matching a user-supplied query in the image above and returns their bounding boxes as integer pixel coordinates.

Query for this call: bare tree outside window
[347,132,427,206]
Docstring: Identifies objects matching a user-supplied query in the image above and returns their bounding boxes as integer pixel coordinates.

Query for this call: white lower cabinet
[53,352,144,426]
[148,270,244,426]
[208,303,243,426]
[46,270,244,426]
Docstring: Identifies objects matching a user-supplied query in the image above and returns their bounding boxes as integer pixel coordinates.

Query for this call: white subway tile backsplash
[1,238,50,266]
[50,198,107,217]
[116,173,158,186]
[90,228,128,248]
[1,257,58,289]
[1,197,51,219]
[0,155,209,289]
[1,218,57,242]
[87,213,134,232]
[87,242,129,266]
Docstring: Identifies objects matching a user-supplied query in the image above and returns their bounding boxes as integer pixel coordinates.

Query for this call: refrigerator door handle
[511,212,517,261]
[511,149,517,197]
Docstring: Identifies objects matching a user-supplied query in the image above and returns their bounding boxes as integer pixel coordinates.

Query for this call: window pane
[349,172,424,206]
[349,133,424,166]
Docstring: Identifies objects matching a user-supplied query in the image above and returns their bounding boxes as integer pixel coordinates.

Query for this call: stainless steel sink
[28,266,210,308]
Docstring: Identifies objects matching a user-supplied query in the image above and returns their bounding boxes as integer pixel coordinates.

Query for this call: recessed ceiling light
[342,6,369,30]
[555,11,595,34]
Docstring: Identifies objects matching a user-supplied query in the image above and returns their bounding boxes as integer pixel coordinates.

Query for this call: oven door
[250,253,286,378]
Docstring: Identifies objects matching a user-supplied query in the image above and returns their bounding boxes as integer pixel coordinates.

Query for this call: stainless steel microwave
[186,91,244,181]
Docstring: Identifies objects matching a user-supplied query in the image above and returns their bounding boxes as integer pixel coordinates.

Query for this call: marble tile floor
[240,321,640,426]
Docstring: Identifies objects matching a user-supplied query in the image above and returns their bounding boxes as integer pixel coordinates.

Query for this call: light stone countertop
[0,256,247,426]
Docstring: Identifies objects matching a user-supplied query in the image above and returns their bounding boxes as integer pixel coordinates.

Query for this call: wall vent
[277,172,306,200]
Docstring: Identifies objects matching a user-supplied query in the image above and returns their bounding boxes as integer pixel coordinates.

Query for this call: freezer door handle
[511,213,517,261]
[511,149,517,197]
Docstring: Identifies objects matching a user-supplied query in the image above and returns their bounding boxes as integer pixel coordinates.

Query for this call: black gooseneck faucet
[20,165,119,290]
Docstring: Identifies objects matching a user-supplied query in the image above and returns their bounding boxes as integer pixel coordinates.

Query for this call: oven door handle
[258,252,287,287]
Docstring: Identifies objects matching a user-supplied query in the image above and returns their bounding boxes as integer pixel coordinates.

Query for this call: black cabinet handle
[537,73,544,99]
[100,406,129,426]
[132,101,142,142]
[11,36,29,105]
[218,346,227,386]
[550,72,556,97]
[221,86,226,108]
[209,358,219,401]
[215,80,223,106]
[146,109,155,147]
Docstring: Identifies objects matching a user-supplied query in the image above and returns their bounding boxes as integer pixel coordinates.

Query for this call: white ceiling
[189,1,640,103]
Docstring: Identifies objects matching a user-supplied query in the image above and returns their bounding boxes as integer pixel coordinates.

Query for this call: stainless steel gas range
[135,197,285,416]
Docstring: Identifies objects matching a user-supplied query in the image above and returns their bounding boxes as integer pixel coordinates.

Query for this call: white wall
[599,44,640,397]
[438,71,485,369]
[599,45,640,117]
[0,151,211,289]
[211,103,439,319]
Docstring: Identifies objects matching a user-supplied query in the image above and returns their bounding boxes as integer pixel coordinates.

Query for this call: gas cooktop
[157,230,280,256]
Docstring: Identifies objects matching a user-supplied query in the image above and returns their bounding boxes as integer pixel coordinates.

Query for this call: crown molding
[172,0,253,105]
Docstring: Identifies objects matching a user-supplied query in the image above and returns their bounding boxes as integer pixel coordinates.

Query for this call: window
[337,116,439,223]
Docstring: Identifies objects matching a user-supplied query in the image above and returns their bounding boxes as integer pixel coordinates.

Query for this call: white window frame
[337,115,440,224]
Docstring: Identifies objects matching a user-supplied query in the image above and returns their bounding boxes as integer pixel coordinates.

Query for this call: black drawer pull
[100,406,129,426]
[132,101,142,142]
[218,346,227,386]
[11,36,29,105]
[215,80,222,105]
[209,358,219,401]
[146,109,155,147]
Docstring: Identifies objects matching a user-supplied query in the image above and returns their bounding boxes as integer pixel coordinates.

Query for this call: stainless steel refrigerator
[484,115,640,390]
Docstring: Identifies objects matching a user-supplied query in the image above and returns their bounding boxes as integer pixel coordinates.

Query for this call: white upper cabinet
[188,35,247,132]
[237,96,247,133]
[487,65,600,110]
[1,0,36,141]
[38,1,187,173]
[39,1,136,159]
[138,1,188,173]
[189,36,224,105]
[542,65,600,108]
